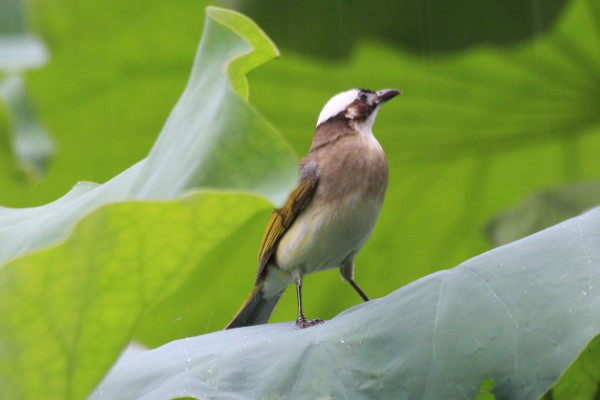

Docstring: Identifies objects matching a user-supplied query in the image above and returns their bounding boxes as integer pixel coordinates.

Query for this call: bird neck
[310,118,362,152]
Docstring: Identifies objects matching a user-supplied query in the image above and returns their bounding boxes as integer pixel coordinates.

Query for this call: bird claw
[296,317,324,329]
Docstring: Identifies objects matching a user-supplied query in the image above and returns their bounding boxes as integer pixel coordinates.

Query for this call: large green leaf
[1,0,210,207]
[0,192,270,400]
[550,335,600,398]
[89,206,600,400]
[485,181,600,398]
[0,6,293,265]
[235,0,569,58]
[0,7,296,400]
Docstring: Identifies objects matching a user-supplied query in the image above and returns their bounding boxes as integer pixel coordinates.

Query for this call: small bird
[226,88,400,329]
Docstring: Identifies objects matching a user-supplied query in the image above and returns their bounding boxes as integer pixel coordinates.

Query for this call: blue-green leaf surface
[90,207,600,400]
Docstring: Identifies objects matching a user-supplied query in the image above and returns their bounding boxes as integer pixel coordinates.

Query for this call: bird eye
[359,92,368,102]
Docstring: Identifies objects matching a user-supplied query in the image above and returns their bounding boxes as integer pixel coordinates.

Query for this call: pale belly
[274,190,383,275]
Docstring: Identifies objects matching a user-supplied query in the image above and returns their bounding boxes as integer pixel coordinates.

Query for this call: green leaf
[0,192,269,400]
[207,7,279,100]
[235,0,569,58]
[128,6,288,202]
[486,182,600,246]
[549,334,600,399]
[89,207,600,399]
[0,6,295,400]
[485,181,600,398]
[476,378,496,400]
[0,6,293,265]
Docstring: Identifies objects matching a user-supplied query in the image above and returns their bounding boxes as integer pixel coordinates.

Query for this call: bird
[226,88,400,329]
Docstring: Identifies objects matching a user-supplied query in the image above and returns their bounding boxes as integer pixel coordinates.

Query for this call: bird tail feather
[225,280,283,329]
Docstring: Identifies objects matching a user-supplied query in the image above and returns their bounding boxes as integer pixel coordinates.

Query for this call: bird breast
[275,132,388,275]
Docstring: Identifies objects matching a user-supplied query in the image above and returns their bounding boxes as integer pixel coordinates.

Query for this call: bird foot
[296,316,324,329]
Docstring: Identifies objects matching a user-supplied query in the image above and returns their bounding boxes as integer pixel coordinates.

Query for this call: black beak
[376,89,401,104]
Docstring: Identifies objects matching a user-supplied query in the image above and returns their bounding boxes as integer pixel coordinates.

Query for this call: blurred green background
[2,0,600,345]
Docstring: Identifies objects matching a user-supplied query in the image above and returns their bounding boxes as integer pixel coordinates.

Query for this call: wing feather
[255,161,320,284]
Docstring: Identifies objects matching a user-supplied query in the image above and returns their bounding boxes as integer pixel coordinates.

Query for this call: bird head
[316,88,401,132]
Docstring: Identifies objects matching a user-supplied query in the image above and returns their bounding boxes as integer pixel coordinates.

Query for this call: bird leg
[340,259,370,302]
[348,279,370,302]
[295,277,323,329]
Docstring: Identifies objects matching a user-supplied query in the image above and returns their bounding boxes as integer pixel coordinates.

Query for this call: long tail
[225,280,283,329]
